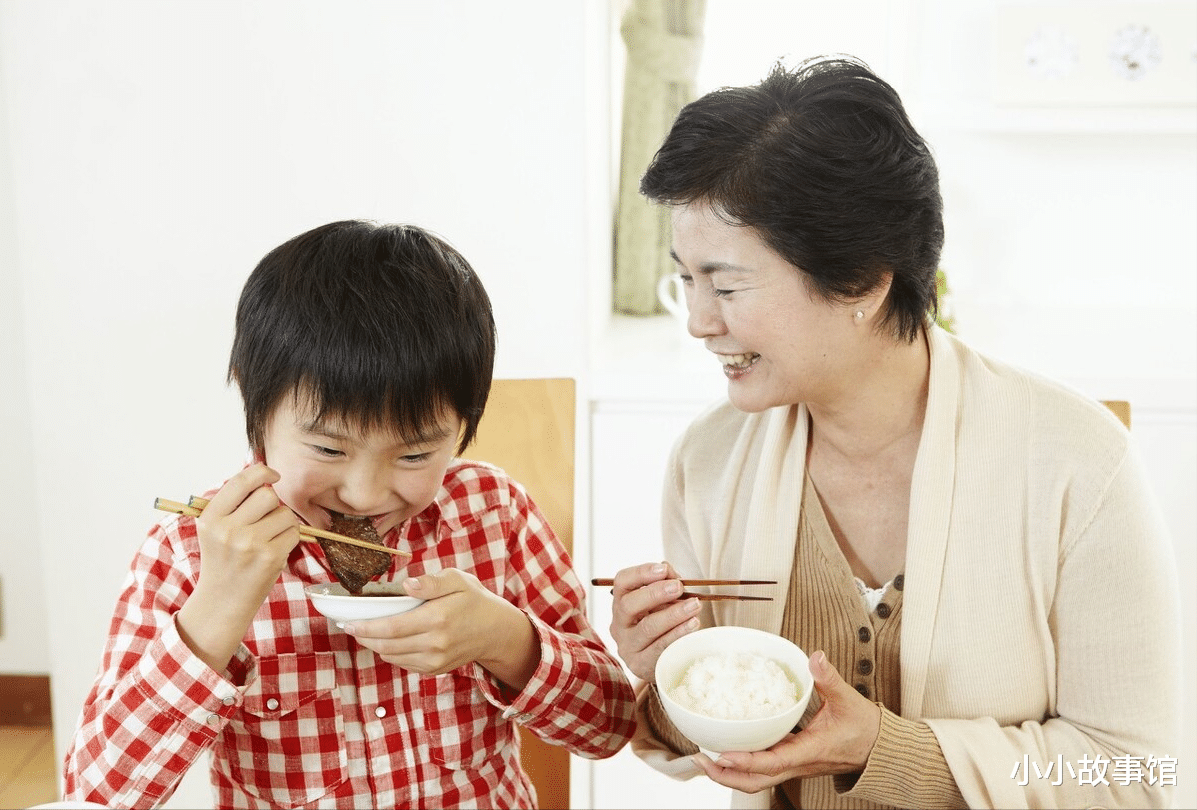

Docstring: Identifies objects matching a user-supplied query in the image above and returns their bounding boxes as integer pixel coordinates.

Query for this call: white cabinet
[588,398,732,810]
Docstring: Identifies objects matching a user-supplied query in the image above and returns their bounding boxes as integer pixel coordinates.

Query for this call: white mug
[656,273,687,324]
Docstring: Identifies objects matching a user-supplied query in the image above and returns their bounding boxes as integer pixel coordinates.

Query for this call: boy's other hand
[342,569,539,691]
[177,463,302,672]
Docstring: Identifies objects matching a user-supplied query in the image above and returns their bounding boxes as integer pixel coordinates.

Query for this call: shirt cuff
[471,611,562,722]
[133,616,257,733]
[835,705,965,809]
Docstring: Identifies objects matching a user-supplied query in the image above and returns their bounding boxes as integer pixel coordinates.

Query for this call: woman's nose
[686,288,725,338]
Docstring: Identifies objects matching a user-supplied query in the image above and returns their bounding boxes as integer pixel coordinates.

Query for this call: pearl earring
[854,310,865,320]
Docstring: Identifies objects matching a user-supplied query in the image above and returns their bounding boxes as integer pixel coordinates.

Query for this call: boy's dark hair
[229,220,495,455]
[641,55,944,343]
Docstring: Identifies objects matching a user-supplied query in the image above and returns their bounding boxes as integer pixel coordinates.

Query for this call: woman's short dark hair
[641,56,944,342]
[229,220,495,454]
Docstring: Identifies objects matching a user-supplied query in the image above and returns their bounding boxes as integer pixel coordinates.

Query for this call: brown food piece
[319,513,394,594]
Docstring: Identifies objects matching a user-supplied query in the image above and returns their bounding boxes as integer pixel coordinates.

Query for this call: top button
[221,696,235,706]
[876,602,892,619]
[894,574,905,591]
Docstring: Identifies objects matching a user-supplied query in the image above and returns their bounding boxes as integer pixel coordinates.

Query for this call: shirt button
[857,626,872,643]
[206,714,220,726]
[265,698,280,711]
[876,602,892,619]
[375,706,387,718]
[221,696,235,706]
[855,684,870,698]
[857,659,874,676]
[894,574,905,591]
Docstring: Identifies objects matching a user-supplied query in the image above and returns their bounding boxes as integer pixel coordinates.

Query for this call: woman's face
[671,200,864,412]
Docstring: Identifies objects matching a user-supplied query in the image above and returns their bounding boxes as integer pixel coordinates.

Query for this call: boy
[64,220,636,808]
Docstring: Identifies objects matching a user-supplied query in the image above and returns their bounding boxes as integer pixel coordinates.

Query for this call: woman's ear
[865,271,893,318]
[853,270,893,322]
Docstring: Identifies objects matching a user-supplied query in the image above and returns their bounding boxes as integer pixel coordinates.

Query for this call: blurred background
[1,1,1193,808]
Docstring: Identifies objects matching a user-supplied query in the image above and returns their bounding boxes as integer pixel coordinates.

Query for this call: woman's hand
[343,569,539,691]
[690,651,882,793]
[608,561,702,682]
[178,463,302,671]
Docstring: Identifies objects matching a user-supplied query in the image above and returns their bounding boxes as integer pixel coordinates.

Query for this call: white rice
[669,651,799,720]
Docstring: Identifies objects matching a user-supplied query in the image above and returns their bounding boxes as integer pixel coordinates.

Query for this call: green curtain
[612,0,707,315]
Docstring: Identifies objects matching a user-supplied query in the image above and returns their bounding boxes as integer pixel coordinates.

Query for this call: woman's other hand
[690,651,882,792]
[609,561,702,682]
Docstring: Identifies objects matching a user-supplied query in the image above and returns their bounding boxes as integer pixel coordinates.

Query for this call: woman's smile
[717,352,761,379]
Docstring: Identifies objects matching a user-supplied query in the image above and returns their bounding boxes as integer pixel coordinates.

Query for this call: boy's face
[261,395,462,539]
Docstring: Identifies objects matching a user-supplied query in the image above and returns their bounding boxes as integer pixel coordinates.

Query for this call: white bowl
[655,625,814,754]
[305,582,425,623]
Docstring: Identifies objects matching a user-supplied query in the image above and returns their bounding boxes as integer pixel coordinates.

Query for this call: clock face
[1108,23,1163,80]
[1023,25,1079,80]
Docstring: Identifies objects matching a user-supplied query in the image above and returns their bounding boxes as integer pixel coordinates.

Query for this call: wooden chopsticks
[154,496,409,558]
[590,577,776,602]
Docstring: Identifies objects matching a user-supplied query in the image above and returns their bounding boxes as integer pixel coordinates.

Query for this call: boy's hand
[343,569,539,691]
[177,464,302,672]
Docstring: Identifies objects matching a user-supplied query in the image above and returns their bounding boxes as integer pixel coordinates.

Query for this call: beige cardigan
[632,326,1181,809]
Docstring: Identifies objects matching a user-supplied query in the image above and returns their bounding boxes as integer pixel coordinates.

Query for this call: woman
[609,56,1179,809]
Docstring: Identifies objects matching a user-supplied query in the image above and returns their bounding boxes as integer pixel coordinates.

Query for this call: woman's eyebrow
[668,249,747,275]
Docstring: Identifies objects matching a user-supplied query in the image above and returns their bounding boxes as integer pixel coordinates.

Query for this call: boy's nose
[336,466,389,515]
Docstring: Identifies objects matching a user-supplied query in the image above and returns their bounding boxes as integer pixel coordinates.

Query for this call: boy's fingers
[403,569,466,598]
[203,463,280,517]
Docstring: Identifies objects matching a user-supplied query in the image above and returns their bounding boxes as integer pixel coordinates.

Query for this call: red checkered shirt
[63,460,636,809]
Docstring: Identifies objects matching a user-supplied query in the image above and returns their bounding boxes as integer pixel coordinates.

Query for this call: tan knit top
[645,476,965,809]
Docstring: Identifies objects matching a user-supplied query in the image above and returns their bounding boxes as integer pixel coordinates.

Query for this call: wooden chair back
[1102,399,1131,429]
[467,378,575,809]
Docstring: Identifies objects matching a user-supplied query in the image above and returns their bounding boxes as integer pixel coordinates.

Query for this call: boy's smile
[260,395,463,541]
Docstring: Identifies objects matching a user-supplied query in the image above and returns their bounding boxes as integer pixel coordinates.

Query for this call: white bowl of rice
[655,625,814,754]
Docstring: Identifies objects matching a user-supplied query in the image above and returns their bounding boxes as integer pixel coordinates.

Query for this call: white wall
[0,20,49,675]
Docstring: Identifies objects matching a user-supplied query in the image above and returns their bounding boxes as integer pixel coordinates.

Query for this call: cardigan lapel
[900,326,961,718]
[721,403,808,633]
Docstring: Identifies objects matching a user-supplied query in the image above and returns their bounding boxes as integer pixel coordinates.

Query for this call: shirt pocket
[222,651,347,806]
[419,670,510,771]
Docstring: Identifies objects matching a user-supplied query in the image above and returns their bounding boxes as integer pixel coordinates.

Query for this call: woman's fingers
[609,562,700,681]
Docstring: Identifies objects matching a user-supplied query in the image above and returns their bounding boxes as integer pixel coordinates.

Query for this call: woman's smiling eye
[712,287,734,298]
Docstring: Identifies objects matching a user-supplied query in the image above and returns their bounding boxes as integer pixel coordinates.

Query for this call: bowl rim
[656,626,812,725]
[304,582,423,602]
